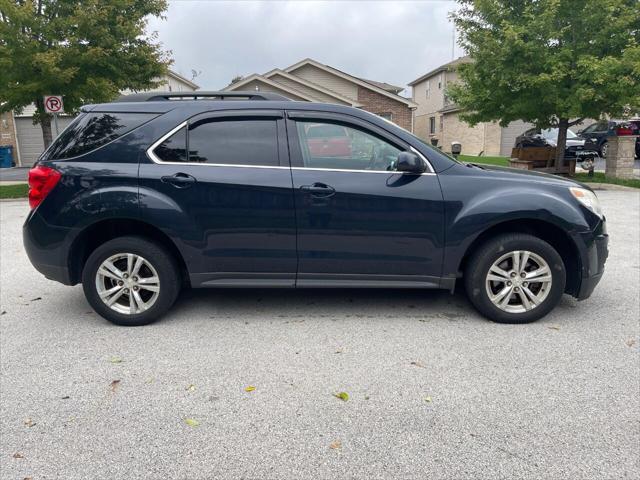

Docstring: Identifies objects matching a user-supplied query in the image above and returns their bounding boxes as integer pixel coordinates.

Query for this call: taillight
[28,165,61,209]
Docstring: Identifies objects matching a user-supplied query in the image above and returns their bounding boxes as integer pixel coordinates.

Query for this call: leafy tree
[0,0,170,147]
[449,0,640,169]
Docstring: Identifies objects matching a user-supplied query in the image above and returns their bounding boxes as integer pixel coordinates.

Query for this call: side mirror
[396,152,425,174]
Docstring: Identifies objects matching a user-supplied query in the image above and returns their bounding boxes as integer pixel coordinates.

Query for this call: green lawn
[573,172,640,189]
[460,155,639,189]
[0,183,28,199]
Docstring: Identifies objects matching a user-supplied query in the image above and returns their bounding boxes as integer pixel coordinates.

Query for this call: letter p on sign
[44,95,64,114]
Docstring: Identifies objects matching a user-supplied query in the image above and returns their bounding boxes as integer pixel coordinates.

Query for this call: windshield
[541,128,577,141]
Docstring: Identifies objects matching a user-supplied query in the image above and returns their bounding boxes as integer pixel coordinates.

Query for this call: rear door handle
[300,183,335,197]
[161,173,197,188]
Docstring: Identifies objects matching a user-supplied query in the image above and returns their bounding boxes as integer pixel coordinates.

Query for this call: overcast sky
[146,0,465,96]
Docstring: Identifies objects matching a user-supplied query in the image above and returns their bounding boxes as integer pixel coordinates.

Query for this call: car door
[286,111,445,287]
[138,109,297,287]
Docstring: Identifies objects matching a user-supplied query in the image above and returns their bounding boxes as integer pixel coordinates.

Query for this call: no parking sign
[44,95,64,114]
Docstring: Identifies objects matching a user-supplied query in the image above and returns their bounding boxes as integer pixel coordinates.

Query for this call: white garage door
[500,120,534,157]
[15,116,75,165]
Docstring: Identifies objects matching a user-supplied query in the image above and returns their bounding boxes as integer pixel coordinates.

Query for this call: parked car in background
[24,91,608,326]
[304,123,352,158]
[578,119,640,158]
[515,128,598,163]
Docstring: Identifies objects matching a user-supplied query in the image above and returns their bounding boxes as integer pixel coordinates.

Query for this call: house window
[377,112,393,122]
[425,81,430,99]
[439,115,444,132]
[429,117,436,135]
[438,73,443,89]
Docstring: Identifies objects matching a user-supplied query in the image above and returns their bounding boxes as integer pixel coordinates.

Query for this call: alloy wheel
[485,250,552,314]
[95,253,160,315]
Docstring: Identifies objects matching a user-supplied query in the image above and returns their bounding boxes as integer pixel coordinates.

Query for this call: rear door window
[188,119,279,166]
[152,118,280,166]
[47,112,156,159]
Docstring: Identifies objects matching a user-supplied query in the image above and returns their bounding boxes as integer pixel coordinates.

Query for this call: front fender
[439,173,591,278]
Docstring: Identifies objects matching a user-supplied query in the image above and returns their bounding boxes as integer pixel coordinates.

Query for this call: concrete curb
[0,181,27,186]
[586,182,639,192]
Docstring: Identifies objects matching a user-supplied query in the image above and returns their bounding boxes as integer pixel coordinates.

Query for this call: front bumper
[575,220,609,300]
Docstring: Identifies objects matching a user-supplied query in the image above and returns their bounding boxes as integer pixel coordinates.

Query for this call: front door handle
[300,183,335,197]
[161,173,197,189]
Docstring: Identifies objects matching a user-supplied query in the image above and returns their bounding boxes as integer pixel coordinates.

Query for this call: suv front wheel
[82,236,181,326]
[464,233,566,323]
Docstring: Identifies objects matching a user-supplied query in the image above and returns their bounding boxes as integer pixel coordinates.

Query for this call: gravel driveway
[1,191,638,480]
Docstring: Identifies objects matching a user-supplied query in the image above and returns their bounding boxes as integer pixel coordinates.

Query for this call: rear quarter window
[46,112,157,160]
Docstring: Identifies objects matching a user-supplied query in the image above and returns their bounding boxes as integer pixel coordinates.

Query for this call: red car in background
[305,123,352,157]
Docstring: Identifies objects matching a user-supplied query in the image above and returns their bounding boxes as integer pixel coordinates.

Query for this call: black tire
[464,233,566,324]
[599,141,608,158]
[82,236,181,326]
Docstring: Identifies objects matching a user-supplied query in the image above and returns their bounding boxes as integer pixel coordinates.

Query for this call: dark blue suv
[23,91,608,326]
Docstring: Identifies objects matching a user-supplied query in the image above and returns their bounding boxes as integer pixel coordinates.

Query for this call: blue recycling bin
[0,145,13,168]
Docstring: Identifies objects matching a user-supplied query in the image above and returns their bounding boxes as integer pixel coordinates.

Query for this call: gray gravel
[1,191,639,480]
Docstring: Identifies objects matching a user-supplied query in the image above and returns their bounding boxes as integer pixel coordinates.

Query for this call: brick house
[223,58,417,131]
[409,56,533,156]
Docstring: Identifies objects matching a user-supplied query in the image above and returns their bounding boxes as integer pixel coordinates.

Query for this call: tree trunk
[35,97,53,149]
[554,118,569,171]
[40,116,53,149]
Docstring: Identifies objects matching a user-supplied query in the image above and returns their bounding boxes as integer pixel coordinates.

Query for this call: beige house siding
[239,79,310,101]
[288,64,358,99]
[439,113,503,155]
[268,73,350,104]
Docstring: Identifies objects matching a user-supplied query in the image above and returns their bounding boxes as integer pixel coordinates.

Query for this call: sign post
[44,95,64,138]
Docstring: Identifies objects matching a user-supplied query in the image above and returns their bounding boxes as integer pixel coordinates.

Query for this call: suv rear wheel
[464,233,566,324]
[82,236,180,326]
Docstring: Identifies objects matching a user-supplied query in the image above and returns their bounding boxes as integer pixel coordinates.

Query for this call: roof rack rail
[114,90,291,103]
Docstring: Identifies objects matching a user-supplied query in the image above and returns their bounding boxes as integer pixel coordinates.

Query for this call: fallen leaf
[145,378,155,384]
[208,395,219,402]
[0,310,6,315]
[626,339,636,347]
[333,392,349,402]
[29,297,42,302]
[13,452,24,459]
[410,361,425,368]
[329,440,342,450]
[425,396,432,403]
[110,380,121,392]
[23,418,35,427]
[244,385,256,392]
[364,395,370,401]
[109,356,123,364]
[547,325,561,331]
[184,418,199,427]
[61,395,70,400]
[335,349,343,354]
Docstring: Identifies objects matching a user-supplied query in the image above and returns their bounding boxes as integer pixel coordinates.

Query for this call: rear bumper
[575,221,609,300]
[23,210,75,285]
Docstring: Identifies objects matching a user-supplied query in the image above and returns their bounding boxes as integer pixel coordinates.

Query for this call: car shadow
[168,287,477,323]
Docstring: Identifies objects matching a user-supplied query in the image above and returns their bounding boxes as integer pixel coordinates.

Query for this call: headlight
[570,187,603,218]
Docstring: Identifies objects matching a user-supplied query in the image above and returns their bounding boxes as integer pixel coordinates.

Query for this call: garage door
[15,116,75,165]
[500,120,533,157]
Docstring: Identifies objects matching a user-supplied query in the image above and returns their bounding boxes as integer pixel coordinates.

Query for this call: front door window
[295,120,401,172]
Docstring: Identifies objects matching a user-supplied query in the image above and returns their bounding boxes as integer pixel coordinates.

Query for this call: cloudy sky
[146,0,465,96]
